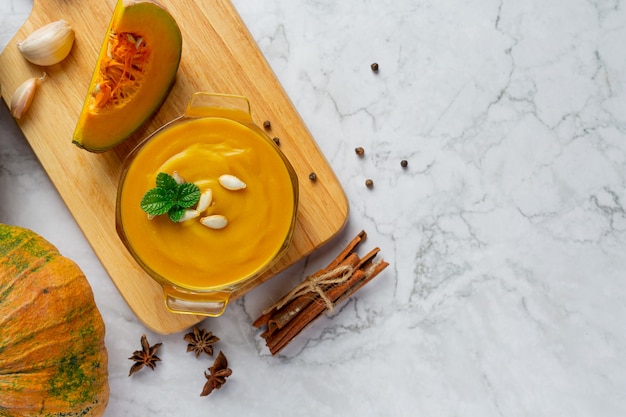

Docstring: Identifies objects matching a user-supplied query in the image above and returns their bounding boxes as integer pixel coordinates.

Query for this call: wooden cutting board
[0,0,348,334]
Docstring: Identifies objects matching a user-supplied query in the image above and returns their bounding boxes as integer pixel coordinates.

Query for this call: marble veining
[1,0,626,416]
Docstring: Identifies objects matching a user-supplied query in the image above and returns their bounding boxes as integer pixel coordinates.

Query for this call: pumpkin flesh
[0,225,109,417]
[72,0,183,152]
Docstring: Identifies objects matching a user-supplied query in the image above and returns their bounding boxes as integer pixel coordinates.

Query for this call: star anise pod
[128,334,163,376]
[184,326,220,357]
[200,351,232,396]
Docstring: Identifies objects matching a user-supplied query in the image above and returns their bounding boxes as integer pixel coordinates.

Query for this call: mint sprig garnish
[140,172,201,222]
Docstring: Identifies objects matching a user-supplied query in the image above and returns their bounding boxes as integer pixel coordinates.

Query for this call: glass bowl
[116,93,299,316]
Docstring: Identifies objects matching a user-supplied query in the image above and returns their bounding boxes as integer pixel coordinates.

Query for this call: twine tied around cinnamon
[265,264,356,314]
[253,230,390,355]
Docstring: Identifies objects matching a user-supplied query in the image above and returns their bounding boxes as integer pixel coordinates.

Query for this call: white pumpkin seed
[172,171,185,184]
[219,174,246,190]
[200,215,228,229]
[178,209,199,222]
[196,189,213,212]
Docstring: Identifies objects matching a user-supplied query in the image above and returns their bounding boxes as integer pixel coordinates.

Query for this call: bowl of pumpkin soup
[116,93,299,316]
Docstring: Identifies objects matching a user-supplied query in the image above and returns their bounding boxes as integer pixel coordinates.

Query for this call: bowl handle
[184,92,252,122]
[163,285,230,317]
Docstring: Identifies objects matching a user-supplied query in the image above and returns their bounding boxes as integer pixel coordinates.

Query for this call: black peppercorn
[273,137,280,146]
[355,147,365,156]
[371,62,379,72]
[263,120,271,130]
[401,159,408,168]
[309,172,317,181]
[365,179,374,188]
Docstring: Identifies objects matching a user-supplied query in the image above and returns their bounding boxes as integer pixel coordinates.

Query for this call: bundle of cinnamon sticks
[253,230,389,355]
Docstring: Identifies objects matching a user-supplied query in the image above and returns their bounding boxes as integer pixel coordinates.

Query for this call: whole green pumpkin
[0,224,109,416]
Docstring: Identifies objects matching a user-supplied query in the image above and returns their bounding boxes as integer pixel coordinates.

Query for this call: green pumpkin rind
[0,224,109,417]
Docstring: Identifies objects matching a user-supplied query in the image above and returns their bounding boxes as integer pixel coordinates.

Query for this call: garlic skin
[11,73,47,119]
[17,20,75,66]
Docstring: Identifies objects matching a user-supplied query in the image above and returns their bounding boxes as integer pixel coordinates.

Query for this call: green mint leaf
[168,205,186,222]
[140,172,202,223]
[156,172,178,191]
[140,188,175,216]
[176,182,201,209]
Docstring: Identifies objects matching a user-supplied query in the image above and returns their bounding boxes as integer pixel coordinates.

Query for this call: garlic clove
[10,73,47,119]
[17,20,75,66]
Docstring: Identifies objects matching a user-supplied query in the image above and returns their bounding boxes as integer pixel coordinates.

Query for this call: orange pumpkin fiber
[0,224,109,417]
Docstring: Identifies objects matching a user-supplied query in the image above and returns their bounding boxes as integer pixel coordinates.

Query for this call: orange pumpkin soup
[117,114,297,291]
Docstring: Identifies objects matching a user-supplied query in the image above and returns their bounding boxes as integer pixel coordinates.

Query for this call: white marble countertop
[2,0,626,416]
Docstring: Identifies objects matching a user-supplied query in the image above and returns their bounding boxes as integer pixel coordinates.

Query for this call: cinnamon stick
[265,259,389,355]
[323,230,367,271]
[253,230,389,355]
[251,234,366,329]
[265,269,367,354]
[253,251,362,328]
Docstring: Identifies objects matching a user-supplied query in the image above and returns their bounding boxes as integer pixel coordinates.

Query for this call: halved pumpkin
[72,0,183,152]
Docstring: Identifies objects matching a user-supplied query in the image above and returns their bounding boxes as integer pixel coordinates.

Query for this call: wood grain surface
[0,0,349,334]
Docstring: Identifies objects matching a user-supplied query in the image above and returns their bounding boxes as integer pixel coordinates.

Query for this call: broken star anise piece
[184,326,220,357]
[200,351,232,396]
[128,334,163,376]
